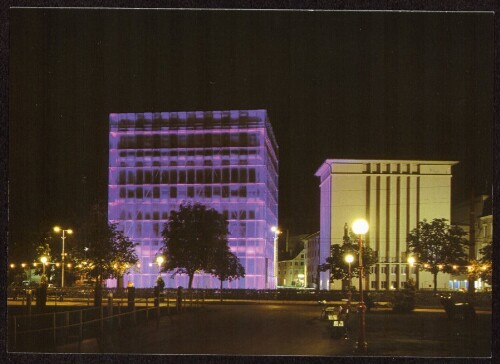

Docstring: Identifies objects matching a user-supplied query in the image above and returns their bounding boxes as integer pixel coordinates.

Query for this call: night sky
[9,9,493,249]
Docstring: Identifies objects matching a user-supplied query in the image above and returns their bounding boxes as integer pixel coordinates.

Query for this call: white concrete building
[315,159,458,291]
[451,195,492,291]
[277,249,305,287]
[303,232,320,289]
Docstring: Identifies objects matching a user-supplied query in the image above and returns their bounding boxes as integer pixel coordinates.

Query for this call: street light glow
[10,263,15,268]
[271,226,281,234]
[40,256,48,264]
[352,218,369,352]
[352,219,369,235]
[54,226,73,288]
[156,256,165,265]
[408,256,416,265]
[345,254,354,264]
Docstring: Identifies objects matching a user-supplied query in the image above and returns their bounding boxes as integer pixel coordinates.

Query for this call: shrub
[156,276,165,291]
[392,279,416,313]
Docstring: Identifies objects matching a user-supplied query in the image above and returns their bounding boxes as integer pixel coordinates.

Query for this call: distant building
[315,159,458,291]
[451,195,492,291]
[303,232,320,289]
[108,110,278,289]
[277,249,305,287]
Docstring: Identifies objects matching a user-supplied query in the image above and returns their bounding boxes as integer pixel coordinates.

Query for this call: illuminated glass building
[108,110,278,289]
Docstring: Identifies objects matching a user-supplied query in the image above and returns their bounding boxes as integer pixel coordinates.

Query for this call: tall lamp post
[156,256,164,277]
[53,226,73,288]
[149,255,165,281]
[407,256,415,286]
[271,226,281,288]
[40,256,48,276]
[352,218,369,353]
[345,254,354,310]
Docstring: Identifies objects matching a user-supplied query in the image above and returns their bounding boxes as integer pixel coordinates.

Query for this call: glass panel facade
[108,110,278,289]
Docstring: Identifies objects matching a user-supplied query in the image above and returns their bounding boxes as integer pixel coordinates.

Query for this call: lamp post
[407,256,415,286]
[53,226,73,288]
[156,256,164,277]
[271,226,281,288]
[352,218,369,353]
[40,256,48,276]
[345,254,354,310]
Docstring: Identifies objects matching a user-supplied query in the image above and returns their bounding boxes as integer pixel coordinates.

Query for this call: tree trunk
[433,272,438,293]
[117,274,123,291]
[188,273,194,289]
[220,279,223,302]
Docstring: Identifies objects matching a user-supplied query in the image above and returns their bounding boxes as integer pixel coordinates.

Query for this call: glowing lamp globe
[345,254,354,264]
[352,219,369,235]
[408,256,416,265]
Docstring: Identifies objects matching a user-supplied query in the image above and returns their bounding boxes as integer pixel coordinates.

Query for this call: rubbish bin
[327,305,349,339]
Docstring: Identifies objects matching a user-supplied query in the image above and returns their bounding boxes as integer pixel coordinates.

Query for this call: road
[105,303,353,356]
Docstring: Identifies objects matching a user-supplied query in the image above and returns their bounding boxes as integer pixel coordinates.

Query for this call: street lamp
[40,256,48,275]
[352,218,369,353]
[407,256,415,283]
[271,226,281,287]
[156,256,165,276]
[345,253,354,310]
[54,226,73,288]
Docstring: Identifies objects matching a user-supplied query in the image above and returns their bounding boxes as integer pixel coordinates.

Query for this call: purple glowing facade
[108,110,278,289]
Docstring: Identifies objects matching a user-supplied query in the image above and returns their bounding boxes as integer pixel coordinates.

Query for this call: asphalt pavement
[98,303,491,357]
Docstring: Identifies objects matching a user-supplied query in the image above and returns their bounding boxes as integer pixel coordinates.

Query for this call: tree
[321,230,378,284]
[72,203,139,305]
[160,202,232,289]
[476,240,492,285]
[407,218,468,293]
[211,250,245,300]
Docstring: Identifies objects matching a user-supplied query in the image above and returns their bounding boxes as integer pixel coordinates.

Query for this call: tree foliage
[407,218,468,292]
[72,203,138,295]
[321,230,378,282]
[211,250,245,290]
[475,240,493,285]
[160,202,238,289]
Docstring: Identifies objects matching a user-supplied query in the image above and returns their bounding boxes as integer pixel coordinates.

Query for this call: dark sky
[9,9,493,247]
